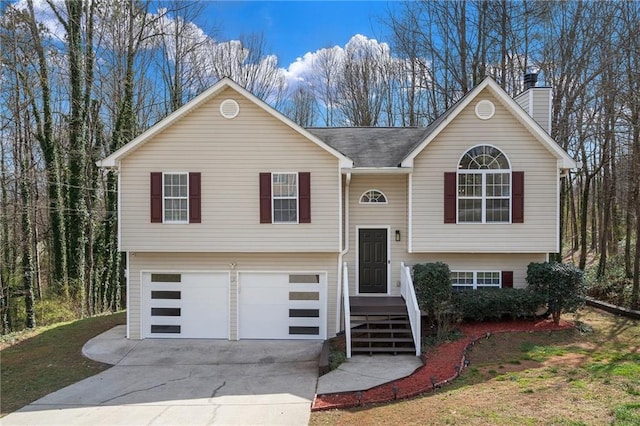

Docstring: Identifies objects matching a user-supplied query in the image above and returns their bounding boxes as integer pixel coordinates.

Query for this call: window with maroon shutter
[150,172,199,224]
[444,172,457,223]
[188,172,201,223]
[502,271,514,288]
[512,172,524,223]
[150,172,163,223]
[260,172,311,224]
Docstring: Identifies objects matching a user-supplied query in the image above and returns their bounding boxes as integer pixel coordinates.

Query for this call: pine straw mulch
[312,317,573,411]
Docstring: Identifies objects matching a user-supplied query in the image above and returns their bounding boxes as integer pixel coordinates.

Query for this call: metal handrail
[400,262,421,356]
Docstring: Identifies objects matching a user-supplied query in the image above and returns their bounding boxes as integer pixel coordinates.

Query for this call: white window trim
[451,270,502,290]
[359,189,388,204]
[162,172,189,224]
[457,144,512,224]
[271,172,299,224]
[457,170,512,224]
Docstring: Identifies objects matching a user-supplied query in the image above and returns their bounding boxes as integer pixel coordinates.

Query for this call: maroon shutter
[512,171,524,223]
[444,172,457,224]
[502,271,514,288]
[259,172,272,223]
[299,172,311,223]
[150,172,163,223]
[189,172,201,223]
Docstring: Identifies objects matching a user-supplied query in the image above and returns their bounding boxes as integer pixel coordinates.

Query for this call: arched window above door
[360,189,388,204]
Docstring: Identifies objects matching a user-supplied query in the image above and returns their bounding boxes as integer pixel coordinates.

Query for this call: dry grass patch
[310,307,640,425]
[0,312,126,416]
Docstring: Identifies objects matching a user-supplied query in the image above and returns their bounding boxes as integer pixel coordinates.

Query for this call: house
[98,76,576,354]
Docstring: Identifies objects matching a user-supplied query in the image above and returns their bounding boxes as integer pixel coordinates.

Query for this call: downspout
[336,172,351,334]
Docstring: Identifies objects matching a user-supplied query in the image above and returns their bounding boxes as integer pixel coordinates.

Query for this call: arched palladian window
[457,145,511,223]
[360,189,388,204]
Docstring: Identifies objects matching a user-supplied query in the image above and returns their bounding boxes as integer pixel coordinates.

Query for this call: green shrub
[413,262,459,342]
[413,262,452,315]
[453,288,546,322]
[526,262,586,324]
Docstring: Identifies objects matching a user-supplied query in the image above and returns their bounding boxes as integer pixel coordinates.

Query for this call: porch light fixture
[395,230,401,241]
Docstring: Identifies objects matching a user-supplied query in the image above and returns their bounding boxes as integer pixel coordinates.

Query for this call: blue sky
[202,1,399,67]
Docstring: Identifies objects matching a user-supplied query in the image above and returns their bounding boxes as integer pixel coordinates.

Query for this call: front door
[358,228,388,294]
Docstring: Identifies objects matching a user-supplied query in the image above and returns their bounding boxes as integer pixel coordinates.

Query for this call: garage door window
[151,325,181,334]
[151,307,181,316]
[289,309,320,317]
[289,291,320,301]
[289,274,320,284]
[151,290,181,299]
[289,326,319,335]
[151,273,181,282]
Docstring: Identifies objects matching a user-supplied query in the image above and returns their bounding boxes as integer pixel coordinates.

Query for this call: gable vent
[220,99,240,119]
[475,100,495,120]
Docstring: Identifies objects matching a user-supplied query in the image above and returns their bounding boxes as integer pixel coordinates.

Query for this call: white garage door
[239,272,327,340]
[142,272,229,339]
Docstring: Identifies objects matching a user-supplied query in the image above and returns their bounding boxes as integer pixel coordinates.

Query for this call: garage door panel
[241,286,289,302]
[239,272,326,340]
[143,272,229,339]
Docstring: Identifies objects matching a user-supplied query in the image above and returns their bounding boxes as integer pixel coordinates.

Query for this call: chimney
[523,72,538,90]
[514,72,552,134]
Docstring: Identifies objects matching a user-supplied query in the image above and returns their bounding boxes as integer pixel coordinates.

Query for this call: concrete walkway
[317,355,423,395]
[2,326,422,425]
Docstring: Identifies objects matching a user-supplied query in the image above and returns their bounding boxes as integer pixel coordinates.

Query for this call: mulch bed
[311,318,573,411]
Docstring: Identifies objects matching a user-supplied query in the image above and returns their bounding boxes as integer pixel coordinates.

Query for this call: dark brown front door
[358,228,388,294]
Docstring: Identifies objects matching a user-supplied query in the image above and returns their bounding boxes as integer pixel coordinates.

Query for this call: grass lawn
[0,312,126,417]
[311,307,640,426]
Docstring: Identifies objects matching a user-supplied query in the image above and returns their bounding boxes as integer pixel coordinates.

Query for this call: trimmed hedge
[453,288,547,322]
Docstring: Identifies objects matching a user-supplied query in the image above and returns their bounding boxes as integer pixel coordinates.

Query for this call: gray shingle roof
[306,91,470,168]
[306,127,431,168]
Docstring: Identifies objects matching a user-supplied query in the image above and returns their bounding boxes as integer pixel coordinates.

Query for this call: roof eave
[342,167,413,175]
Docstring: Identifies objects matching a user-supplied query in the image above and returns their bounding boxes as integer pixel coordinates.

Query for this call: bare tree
[205,33,286,105]
[309,46,342,126]
[335,35,391,126]
[284,84,318,127]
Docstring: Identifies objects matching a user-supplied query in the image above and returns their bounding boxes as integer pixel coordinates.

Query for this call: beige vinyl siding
[530,88,552,134]
[120,88,340,253]
[514,88,552,134]
[343,175,408,297]
[514,90,529,112]
[412,89,559,253]
[128,252,338,339]
[404,252,547,289]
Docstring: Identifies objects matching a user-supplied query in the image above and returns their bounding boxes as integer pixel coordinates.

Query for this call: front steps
[349,296,416,355]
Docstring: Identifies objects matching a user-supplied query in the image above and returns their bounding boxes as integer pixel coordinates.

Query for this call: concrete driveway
[2,326,323,425]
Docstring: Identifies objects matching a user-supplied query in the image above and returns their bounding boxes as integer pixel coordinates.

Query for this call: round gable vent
[475,99,495,120]
[220,99,240,119]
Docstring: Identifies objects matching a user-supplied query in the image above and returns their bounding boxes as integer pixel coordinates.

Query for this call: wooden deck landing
[350,296,406,315]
